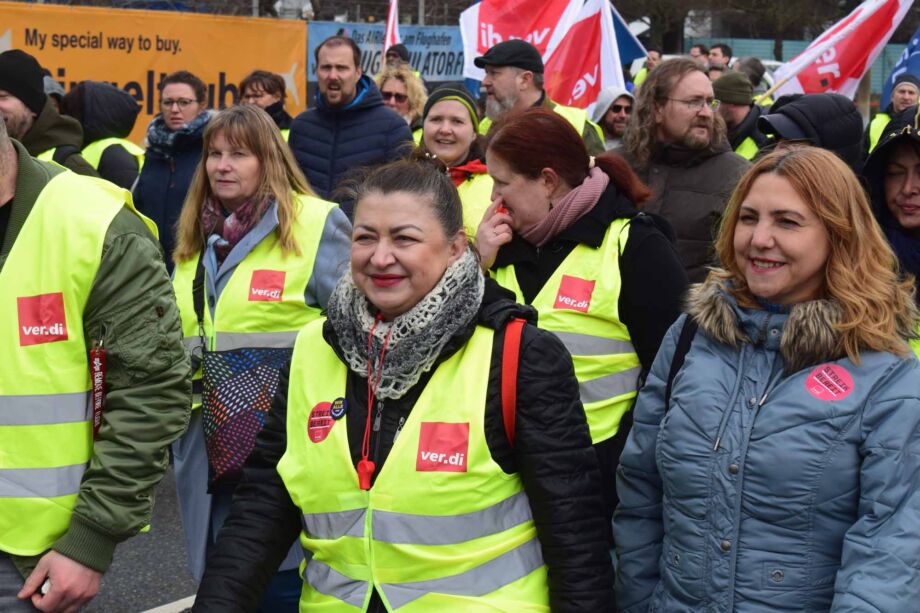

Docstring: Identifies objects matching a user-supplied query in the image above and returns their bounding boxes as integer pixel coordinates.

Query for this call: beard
[485,92,517,121]
[2,112,32,140]
[681,118,713,149]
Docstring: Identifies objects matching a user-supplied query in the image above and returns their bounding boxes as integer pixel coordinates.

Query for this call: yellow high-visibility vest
[457,172,494,239]
[492,218,641,444]
[81,138,145,171]
[278,320,550,611]
[735,136,759,160]
[868,113,891,153]
[0,171,154,555]
[172,194,336,410]
[479,103,604,143]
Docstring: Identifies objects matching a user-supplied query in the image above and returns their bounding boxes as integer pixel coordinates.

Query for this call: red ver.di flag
[460,0,581,80]
[773,0,912,99]
[543,0,624,112]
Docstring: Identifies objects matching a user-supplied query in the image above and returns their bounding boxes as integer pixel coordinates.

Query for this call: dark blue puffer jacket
[289,76,412,217]
[133,114,208,273]
[614,277,920,612]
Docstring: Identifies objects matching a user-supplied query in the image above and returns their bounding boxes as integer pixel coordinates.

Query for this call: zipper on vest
[393,416,406,442]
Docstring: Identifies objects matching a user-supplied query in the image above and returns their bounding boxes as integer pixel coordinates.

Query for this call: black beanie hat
[386,44,410,63]
[893,73,920,92]
[0,50,46,115]
[423,86,480,131]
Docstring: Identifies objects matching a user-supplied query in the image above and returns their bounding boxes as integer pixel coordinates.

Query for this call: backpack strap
[501,317,527,447]
[190,252,206,380]
[664,317,698,411]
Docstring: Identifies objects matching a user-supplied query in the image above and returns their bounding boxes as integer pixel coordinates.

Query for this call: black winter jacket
[264,99,293,131]
[67,81,142,189]
[193,280,616,612]
[491,180,689,543]
[133,116,208,272]
[726,104,770,154]
[289,76,412,217]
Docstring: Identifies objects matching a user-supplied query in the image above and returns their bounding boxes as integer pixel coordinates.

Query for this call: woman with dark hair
[414,86,493,237]
[134,70,211,272]
[239,70,293,140]
[861,105,920,356]
[477,107,689,548]
[616,147,920,611]
[191,159,616,612]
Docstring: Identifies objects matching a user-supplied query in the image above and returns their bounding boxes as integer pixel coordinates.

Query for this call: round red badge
[805,364,854,401]
[308,402,335,443]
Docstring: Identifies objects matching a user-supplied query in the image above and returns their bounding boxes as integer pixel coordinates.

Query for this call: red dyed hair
[486,107,651,206]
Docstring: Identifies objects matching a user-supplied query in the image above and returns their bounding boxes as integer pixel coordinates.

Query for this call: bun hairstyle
[349,158,465,241]
[487,107,651,206]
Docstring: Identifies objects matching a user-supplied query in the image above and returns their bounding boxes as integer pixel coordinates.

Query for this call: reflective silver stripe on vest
[214,331,299,351]
[182,336,203,353]
[303,559,368,608]
[373,491,533,545]
[302,508,366,539]
[0,392,90,425]
[553,331,635,357]
[0,463,86,498]
[380,537,544,609]
[579,365,642,404]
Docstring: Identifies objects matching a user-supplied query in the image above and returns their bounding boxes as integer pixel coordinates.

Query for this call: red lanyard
[357,314,393,490]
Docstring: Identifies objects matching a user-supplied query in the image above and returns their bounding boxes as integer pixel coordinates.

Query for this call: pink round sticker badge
[805,364,854,401]
[308,402,335,443]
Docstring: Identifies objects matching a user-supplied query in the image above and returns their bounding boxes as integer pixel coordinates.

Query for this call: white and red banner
[459,0,582,81]
[383,0,401,54]
[773,0,913,99]
[543,0,624,113]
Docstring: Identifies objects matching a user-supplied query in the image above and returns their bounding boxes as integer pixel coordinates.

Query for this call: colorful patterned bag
[201,347,291,485]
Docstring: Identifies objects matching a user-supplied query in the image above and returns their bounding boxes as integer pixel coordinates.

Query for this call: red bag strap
[501,318,526,447]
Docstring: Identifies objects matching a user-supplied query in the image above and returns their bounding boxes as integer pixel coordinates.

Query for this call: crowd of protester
[0,32,918,613]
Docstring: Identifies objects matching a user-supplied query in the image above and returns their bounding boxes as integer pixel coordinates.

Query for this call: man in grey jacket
[619,57,750,282]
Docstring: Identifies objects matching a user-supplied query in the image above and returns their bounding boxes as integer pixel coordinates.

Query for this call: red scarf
[448,159,488,186]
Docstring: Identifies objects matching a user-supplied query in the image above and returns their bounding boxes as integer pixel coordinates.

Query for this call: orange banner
[0,1,307,144]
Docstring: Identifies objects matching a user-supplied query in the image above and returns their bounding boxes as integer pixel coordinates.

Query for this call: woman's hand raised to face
[476,197,514,271]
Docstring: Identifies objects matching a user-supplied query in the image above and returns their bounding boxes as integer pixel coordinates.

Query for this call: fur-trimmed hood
[686,275,846,373]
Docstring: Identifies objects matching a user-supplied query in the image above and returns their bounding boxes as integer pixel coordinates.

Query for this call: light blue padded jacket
[614,278,920,612]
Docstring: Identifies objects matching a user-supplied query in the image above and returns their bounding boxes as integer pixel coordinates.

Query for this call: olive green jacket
[3,140,191,576]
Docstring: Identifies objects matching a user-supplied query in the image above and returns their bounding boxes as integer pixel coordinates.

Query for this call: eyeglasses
[381,91,409,103]
[161,98,198,110]
[610,104,632,114]
[666,97,721,112]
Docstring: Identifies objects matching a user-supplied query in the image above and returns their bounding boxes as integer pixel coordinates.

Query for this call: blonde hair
[173,105,313,263]
[375,64,428,122]
[713,146,918,361]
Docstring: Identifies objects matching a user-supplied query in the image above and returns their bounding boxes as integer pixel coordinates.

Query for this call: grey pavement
[86,467,197,612]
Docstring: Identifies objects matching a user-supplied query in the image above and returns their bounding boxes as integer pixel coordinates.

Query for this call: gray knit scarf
[326,248,484,400]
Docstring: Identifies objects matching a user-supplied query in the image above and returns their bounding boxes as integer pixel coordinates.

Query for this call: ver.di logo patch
[806,364,854,401]
[18,293,68,346]
[249,269,285,302]
[554,275,595,313]
[416,422,469,473]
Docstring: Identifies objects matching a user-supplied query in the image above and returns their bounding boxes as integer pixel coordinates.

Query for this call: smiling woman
[414,85,493,237]
[192,159,618,613]
[614,147,920,612]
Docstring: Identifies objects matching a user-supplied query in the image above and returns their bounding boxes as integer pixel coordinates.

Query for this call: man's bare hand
[18,551,102,613]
